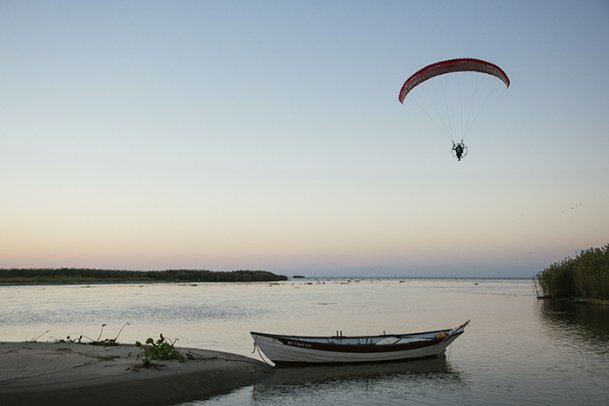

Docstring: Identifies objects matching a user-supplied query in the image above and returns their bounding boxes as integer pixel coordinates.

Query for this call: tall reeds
[536,244,609,300]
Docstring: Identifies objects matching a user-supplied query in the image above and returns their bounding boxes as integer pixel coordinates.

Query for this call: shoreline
[0,280,283,287]
[0,341,274,405]
[537,296,609,306]
[0,276,535,287]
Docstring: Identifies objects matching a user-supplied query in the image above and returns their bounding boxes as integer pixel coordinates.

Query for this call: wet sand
[0,342,273,405]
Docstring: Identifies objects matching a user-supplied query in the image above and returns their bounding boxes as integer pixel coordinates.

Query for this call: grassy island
[536,244,609,301]
[0,268,287,285]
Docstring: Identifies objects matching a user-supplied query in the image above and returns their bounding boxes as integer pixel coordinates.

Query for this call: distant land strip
[0,268,288,285]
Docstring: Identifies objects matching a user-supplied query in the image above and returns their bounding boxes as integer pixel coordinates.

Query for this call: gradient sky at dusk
[1,1,608,277]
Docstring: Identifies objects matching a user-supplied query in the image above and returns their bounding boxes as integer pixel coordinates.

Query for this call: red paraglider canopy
[398,58,510,104]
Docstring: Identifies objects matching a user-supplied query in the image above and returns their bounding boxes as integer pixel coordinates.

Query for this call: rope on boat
[184,349,264,366]
[251,336,274,366]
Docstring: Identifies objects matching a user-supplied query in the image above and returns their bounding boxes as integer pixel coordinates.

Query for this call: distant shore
[0,268,287,285]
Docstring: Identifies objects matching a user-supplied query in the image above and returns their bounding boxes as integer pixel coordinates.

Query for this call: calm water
[1,279,608,405]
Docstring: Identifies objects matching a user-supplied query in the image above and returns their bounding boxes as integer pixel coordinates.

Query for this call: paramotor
[398,58,510,162]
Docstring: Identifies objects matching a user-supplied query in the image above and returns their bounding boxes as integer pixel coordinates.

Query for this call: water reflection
[0,303,257,326]
[251,356,463,404]
[538,299,609,354]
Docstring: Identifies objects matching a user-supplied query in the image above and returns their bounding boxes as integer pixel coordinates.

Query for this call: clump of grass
[56,335,84,344]
[135,334,183,368]
[537,244,609,300]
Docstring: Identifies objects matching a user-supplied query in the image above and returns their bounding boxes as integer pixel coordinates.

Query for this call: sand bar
[0,341,274,405]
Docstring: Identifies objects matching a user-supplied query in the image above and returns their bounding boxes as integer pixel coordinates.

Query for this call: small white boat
[251,320,469,366]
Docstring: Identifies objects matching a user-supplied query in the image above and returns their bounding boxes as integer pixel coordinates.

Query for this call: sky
[1,1,608,277]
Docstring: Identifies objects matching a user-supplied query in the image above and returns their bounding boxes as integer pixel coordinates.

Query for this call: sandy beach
[0,341,273,406]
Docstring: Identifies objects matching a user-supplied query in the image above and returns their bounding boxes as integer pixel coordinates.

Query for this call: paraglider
[452,140,467,161]
[398,58,509,162]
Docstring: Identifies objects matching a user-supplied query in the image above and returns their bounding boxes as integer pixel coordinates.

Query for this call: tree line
[0,268,287,284]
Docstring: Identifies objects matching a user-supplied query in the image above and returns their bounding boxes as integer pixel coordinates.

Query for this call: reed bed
[536,244,609,300]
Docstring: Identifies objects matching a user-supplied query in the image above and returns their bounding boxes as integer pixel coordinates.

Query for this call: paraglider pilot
[452,140,465,161]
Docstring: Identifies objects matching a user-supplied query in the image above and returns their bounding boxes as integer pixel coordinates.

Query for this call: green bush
[135,334,183,367]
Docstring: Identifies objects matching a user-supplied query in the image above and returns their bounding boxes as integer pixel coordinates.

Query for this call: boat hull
[251,322,468,366]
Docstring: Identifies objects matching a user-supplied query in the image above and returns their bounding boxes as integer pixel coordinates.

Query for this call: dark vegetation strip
[0,268,287,284]
[536,244,609,300]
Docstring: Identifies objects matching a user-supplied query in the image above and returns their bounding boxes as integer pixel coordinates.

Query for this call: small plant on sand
[56,335,84,344]
[135,334,183,367]
[89,322,130,346]
[26,330,49,343]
